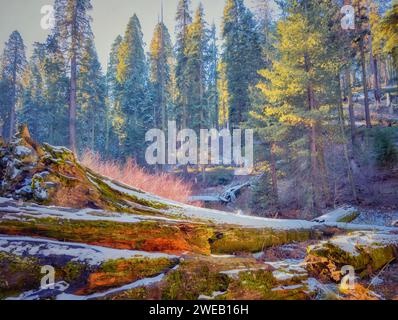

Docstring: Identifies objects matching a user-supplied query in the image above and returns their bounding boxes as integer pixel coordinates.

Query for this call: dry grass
[80,151,197,205]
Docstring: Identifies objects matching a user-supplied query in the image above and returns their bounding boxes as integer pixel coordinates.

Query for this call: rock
[305,231,398,281]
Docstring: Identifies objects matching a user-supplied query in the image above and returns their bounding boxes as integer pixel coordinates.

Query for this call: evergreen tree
[217,60,229,129]
[42,35,69,146]
[185,4,210,132]
[117,14,151,163]
[19,42,46,141]
[222,0,262,129]
[77,38,107,153]
[175,0,192,129]
[0,31,26,140]
[149,19,174,131]
[207,23,219,129]
[374,2,398,73]
[106,35,124,158]
[20,36,69,146]
[54,0,93,152]
[254,0,344,213]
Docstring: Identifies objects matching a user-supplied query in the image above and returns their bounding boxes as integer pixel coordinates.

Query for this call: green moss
[60,262,89,284]
[210,228,316,254]
[306,238,398,280]
[86,169,171,212]
[105,286,150,300]
[162,260,230,300]
[225,270,276,299]
[99,257,177,276]
[337,211,360,223]
[0,252,42,299]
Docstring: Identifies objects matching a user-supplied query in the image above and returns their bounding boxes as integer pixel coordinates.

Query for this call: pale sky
[0,0,263,70]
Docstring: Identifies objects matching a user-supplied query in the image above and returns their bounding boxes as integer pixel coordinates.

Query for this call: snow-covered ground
[308,231,398,257]
[0,197,189,225]
[353,209,398,227]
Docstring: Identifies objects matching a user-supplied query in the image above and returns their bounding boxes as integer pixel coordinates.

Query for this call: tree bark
[270,143,279,205]
[69,4,78,153]
[360,37,372,128]
[345,68,356,145]
[305,53,321,213]
[338,77,358,204]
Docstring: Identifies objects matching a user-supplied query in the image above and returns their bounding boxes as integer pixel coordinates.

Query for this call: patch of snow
[7,282,70,301]
[210,254,236,259]
[313,206,358,223]
[369,276,384,287]
[198,291,226,300]
[0,235,178,266]
[265,259,307,274]
[15,146,32,157]
[220,267,269,279]
[353,209,398,227]
[0,197,13,204]
[56,273,166,300]
[271,284,304,292]
[308,231,398,257]
[253,252,265,259]
[0,200,188,226]
[272,271,297,281]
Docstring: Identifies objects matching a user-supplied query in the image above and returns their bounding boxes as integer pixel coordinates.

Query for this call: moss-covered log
[306,231,398,281]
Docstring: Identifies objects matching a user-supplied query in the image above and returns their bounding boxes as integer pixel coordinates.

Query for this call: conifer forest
[1,0,398,303]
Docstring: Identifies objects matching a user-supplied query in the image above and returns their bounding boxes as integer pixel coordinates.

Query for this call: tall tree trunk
[318,141,332,207]
[360,37,372,128]
[338,77,358,203]
[305,53,321,213]
[69,5,78,153]
[381,58,388,87]
[370,50,381,109]
[345,68,356,145]
[270,143,279,205]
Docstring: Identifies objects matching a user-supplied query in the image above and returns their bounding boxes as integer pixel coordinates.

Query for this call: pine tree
[117,14,151,163]
[175,0,192,129]
[77,38,107,153]
[185,4,210,132]
[106,35,123,158]
[222,0,262,129]
[253,0,276,67]
[43,35,69,146]
[207,23,219,129]
[0,31,26,140]
[255,0,345,213]
[20,36,69,146]
[149,18,174,131]
[217,60,229,129]
[54,0,93,152]
[374,2,398,73]
[19,42,46,141]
